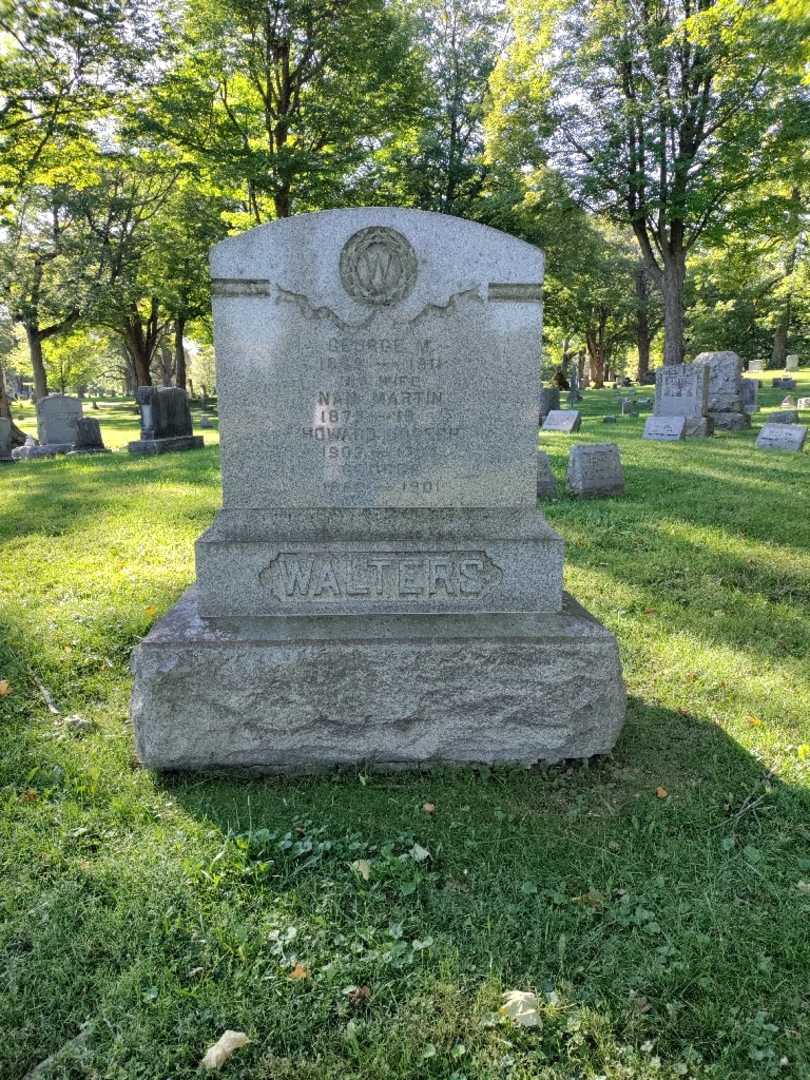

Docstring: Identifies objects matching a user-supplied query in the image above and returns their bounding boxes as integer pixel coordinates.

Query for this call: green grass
[1,381,809,1080]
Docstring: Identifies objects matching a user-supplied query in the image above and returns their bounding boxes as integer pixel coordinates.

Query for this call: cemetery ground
[2,381,809,1080]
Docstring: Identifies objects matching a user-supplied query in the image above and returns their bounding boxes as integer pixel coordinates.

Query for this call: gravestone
[542,409,581,433]
[643,415,686,441]
[693,351,750,430]
[567,444,624,497]
[536,450,557,498]
[756,423,807,452]
[741,380,759,414]
[130,208,625,771]
[68,417,110,455]
[128,387,204,455]
[781,396,796,408]
[797,397,810,410]
[37,394,83,452]
[620,398,639,417]
[748,358,764,373]
[639,371,656,385]
[654,363,708,419]
[785,354,799,371]
[538,386,560,422]
[766,410,799,424]
[0,417,15,463]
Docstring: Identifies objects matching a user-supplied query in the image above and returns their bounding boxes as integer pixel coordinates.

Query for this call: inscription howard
[261,550,503,603]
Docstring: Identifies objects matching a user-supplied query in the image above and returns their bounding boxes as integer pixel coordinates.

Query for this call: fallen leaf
[422,802,435,814]
[200,1031,250,1071]
[288,962,309,980]
[499,990,541,1028]
[748,716,763,727]
[410,843,430,862]
[20,789,39,803]
[144,605,157,618]
[643,608,656,615]
[351,859,371,881]
[0,679,11,697]
[655,786,668,799]
[348,985,371,1006]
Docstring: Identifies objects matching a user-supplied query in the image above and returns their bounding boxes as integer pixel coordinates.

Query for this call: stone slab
[131,587,626,772]
[643,416,685,441]
[542,410,581,433]
[211,208,543,510]
[764,410,798,425]
[127,435,204,455]
[37,394,82,446]
[11,443,63,460]
[756,423,807,452]
[195,508,564,617]
[654,364,708,418]
[694,351,743,412]
[785,354,799,371]
[136,386,195,440]
[536,451,557,498]
[709,411,750,431]
[683,416,714,438]
[741,380,759,414]
[566,443,624,497]
[539,387,560,421]
[797,398,810,410]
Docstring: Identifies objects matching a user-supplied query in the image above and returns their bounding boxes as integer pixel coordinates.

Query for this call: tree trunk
[26,325,48,400]
[128,335,152,387]
[158,339,174,387]
[661,248,686,365]
[635,265,652,379]
[586,334,606,388]
[174,316,187,391]
[771,312,790,369]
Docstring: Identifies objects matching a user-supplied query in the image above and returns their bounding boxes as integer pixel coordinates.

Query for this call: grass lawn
[1,379,809,1079]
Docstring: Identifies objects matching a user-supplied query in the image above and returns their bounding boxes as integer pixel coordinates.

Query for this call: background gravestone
[785,355,799,371]
[68,417,110,455]
[643,416,686,441]
[128,387,204,455]
[693,351,750,430]
[536,450,557,498]
[0,417,15,463]
[741,380,759,415]
[767,410,799,424]
[654,364,712,435]
[542,410,581,433]
[756,423,807,452]
[567,444,624,497]
[131,208,625,772]
[37,394,83,451]
[538,387,560,422]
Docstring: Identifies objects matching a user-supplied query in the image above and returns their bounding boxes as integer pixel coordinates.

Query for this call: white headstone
[643,416,686,441]
[756,423,807,452]
[541,410,581,433]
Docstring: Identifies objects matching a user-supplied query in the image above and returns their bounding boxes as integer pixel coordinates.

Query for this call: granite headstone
[785,354,799,371]
[693,351,750,429]
[68,417,110,455]
[130,208,625,772]
[643,416,686,441]
[741,379,759,414]
[37,394,83,451]
[0,417,15,463]
[536,450,557,498]
[542,409,582,433]
[128,387,204,455]
[566,443,624,497]
[756,423,807,452]
[538,386,560,422]
[766,410,799,424]
[654,364,708,419]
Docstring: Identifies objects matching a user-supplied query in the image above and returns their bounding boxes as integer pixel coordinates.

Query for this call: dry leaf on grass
[499,990,541,1028]
[288,962,309,980]
[410,843,430,862]
[351,859,371,881]
[200,1030,250,1070]
[144,605,158,618]
[422,802,435,814]
[0,679,10,697]
[655,786,668,799]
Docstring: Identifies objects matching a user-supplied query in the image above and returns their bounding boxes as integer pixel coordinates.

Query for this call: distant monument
[128,387,204,455]
[131,209,625,772]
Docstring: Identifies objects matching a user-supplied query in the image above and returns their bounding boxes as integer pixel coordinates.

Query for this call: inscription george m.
[260,551,503,603]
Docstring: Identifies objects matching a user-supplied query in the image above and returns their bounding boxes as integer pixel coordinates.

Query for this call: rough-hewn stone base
[127,435,204,455]
[131,587,626,772]
[708,411,750,431]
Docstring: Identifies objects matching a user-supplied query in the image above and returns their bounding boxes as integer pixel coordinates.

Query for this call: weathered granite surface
[128,434,204,455]
[133,588,626,772]
[756,423,807,452]
[766,410,799,424]
[643,416,685,441]
[536,451,557,498]
[132,208,626,771]
[785,354,799,371]
[128,387,203,455]
[37,394,83,450]
[68,417,110,455]
[654,364,708,418]
[741,380,759,414]
[542,410,581,433]
[694,352,743,412]
[683,416,714,438]
[566,443,624,497]
[0,417,14,463]
[710,411,750,431]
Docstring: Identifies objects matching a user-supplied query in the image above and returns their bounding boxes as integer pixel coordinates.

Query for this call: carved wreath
[339,226,418,306]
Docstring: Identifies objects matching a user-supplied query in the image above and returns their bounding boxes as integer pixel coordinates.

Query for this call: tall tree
[487,0,810,363]
[149,0,422,222]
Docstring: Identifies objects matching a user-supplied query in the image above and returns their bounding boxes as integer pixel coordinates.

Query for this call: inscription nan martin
[260,551,504,603]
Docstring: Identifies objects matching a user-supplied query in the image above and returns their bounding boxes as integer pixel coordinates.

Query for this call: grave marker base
[127,435,204,455]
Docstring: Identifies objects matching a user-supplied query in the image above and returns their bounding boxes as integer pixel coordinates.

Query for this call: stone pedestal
[131,208,625,771]
[128,435,205,455]
[133,589,625,773]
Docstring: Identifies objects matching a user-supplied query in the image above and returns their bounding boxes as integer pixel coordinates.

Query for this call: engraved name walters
[260,551,503,603]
